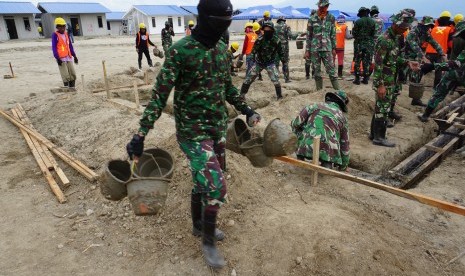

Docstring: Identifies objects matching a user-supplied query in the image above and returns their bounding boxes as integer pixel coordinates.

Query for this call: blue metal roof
[134,5,190,16]
[38,2,111,14]
[232,5,288,20]
[106,12,125,21]
[180,5,197,15]
[0,1,41,14]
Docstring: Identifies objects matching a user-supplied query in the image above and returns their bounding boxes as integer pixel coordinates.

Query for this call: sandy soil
[1,35,465,275]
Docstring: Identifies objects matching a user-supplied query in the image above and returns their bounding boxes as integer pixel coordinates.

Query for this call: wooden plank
[91,83,146,93]
[133,81,140,109]
[425,145,445,153]
[11,109,66,203]
[433,94,465,118]
[102,60,110,99]
[312,136,320,186]
[9,62,15,78]
[446,108,460,119]
[454,123,465,130]
[447,113,459,124]
[276,156,465,217]
[0,109,97,181]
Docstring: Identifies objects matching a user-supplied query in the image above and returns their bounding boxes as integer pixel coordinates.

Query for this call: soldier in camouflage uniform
[370,6,384,39]
[371,10,419,147]
[304,9,317,80]
[419,23,465,122]
[126,0,261,269]
[161,21,175,53]
[240,21,286,100]
[305,0,339,90]
[275,16,292,83]
[291,91,350,170]
[352,7,376,85]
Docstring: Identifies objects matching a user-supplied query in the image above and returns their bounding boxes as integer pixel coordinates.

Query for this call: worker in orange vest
[52,17,78,90]
[185,20,195,36]
[135,23,155,70]
[239,22,259,74]
[334,15,347,79]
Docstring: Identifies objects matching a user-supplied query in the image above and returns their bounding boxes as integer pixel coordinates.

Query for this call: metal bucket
[153,47,164,58]
[226,118,252,155]
[239,137,273,168]
[296,39,304,49]
[127,177,169,216]
[100,160,130,201]
[408,83,424,100]
[134,148,174,179]
[263,118,298,157]
[236,59,244,69]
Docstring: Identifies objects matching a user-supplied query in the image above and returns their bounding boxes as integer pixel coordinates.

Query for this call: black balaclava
[264,29,274,40]
[192,0,233,48]
[438,16,451,27]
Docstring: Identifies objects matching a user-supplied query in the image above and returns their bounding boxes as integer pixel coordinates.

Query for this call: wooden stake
[81,74,85,91]
[144,70,148,85]
[133,81,140,109]
[447,112,459,124]
[11,108,66,203]
[92,83,145,93]
[276,156,465,217]
[102,60,110,99]
[9,62,14,78]
[312,136,320,186]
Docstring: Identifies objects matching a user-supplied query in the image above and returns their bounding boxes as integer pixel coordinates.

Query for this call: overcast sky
[14,0,465,17]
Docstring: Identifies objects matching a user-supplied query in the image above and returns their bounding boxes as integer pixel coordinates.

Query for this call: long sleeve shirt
[51,32,76,61]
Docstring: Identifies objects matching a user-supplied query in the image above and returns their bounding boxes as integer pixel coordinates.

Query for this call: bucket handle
[129,152,163,179]
[240,142,263,150]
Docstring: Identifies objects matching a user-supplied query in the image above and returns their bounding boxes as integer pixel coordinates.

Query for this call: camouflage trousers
[353,42,373,76]
[162,43,172,54]
[178,137,227,207]
[276,44,290,80]
[311,51,337,80]
[374,86,396,120]
[427,69,465,109]
[243,62,280,86]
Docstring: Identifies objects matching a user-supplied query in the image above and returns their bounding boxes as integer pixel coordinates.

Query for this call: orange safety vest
[55,31,72,59]
[137,32,150,47]
[403,29,409,39]
[426,26,452,54]
[244,32,258,55]
[335,23,347,49]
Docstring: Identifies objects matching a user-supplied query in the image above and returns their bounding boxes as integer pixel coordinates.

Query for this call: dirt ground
[1,35,465,275]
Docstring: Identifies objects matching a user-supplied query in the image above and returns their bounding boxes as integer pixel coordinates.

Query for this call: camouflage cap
[277,16,286,22]
[403,8,416,17]
[317,0,330,7]
[454,21,465,37]
[325,90,349,112]
[310,9,317,15]
[392,10,415,28]
[371,5,379,13]
[262,21,275,30]
[357,6,369,17]
[421,16,435,26]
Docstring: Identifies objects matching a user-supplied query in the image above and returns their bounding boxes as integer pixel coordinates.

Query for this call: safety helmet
[277,16,286,23]
[252,22,261,32]
[440,11,452,18]
[54,17,66,26]
[231,42,239,51]
[325,91,349,112]
[139,23,146,29]
[188,20,194,26]
[337,15,346,24]
[264,11,270,17]
[245,22,253,28]
[454,14,464,25]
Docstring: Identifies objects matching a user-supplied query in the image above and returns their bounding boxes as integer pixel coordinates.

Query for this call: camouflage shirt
[161,27,174,46]
[139,36,251,140]
[306,13,336,52]
[372,14,384,38]
[251,35,285,65]
[373,27,409,88]
[405,25,444,60]
[291,102,350,169]
[275,21,292,44]
[352,17,376,41]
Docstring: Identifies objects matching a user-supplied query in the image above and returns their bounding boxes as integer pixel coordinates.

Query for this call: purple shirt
[52,31,75,61]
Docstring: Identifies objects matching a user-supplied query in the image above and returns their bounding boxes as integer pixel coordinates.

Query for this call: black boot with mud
[202,209,226,269]
[411,98,426,107]
[353,75,360,85]
[191,194,225,241]
[275,85,283,100]
[418,106,434,122]
[372,119,395,147]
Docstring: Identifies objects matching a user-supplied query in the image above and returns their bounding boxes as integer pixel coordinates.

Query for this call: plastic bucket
[127,177,169,216]
[226,118,252,155]
[239,137,273,167]
[100,160,130,201]
[296,39,304,49]
[134,148,174,179]
[408,83,424,100]
[263,118,298,157]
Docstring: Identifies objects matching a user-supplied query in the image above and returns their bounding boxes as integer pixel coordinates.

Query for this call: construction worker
[371,10,419,147]
[304,9,317,80]
[352,7,376,85]
[419,22,465,122]
[52,17,78,90]
[305,0,339,91]
[451,21,465,60]
[126,0,261,269]
[240,21,285,100]
[404,16,444,106]
[135,23,155,70]
[275,16,292,83]
[425,11,453,88]
[228,42,239,76]
[161,21,175,53]
[258,11,271,28]
[185,20,195,36]
[454,14,464,25]
[240,22,258,74]
[370,6,384,39]
[334,15,347,79]
[291,91,350,171]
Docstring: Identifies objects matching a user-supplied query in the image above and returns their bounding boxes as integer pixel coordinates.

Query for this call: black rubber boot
[369,115,375,140]
[202,208,226,269]
[337,65,343,78]
[240,83,251,97]
[305,64,310,79]
[191,194,225,241]
[418,106,434,122]
[330,78,340,90]
[388,103,402,121]
[69,80,75,88]
[275,85,283,100]
[148,59,153,67]
[138,60,142,70]
[411,98,427,107]
[63,82,69,87]
[320,161,333,169]
[258,72,263,81]
[353,74,360,85]
[372,119,396,147]
[315,77,323,91]
[362,74,370,84]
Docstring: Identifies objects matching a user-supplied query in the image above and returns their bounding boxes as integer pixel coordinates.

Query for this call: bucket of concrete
[127,177,169,216]
[101,160,130,201]
[296,39,304,49]
[239,137,273,167]
[133,148,174,179]
[408,83,424,100]
[226,118,252,155]
[263,118,298,157]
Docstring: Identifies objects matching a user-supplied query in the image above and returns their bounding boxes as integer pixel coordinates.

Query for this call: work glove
[126,134,145,160]
[56,59,62,66]
[244,108,261,127]
[73,56,78,64]
[447,60,459,69]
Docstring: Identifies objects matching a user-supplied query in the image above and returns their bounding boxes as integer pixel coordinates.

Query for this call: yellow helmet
[54,17,66,26]
[252,22,260,32]
[139,23,146,29]
[231,42,239,51]
[454,14,464,24]
[245,22,253,28]
[264,11,270,17]
[188,20,194,26]
[440,11,452,18]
